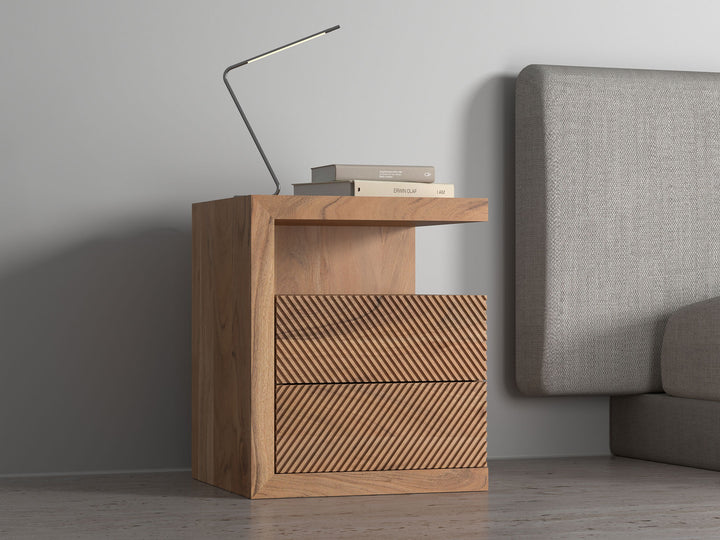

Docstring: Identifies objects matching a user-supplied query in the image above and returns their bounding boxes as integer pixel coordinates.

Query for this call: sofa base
[611,393,720,471]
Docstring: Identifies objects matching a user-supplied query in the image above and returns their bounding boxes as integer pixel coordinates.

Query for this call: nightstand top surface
[194,195,488,226]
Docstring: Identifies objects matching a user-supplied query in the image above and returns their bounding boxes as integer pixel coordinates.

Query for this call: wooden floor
[2,457,720,538]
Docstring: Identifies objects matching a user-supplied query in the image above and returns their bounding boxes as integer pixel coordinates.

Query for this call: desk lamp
[223,25,341,195]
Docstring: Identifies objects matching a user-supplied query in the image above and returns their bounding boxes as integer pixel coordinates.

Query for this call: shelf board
[193,195,488,227]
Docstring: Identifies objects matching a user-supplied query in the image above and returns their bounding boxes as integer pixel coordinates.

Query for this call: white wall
[2,0,719,474]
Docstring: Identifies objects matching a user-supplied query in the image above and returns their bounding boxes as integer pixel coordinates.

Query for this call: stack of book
[293,164,454,198]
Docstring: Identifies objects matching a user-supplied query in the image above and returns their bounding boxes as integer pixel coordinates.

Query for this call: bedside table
[191,195,488,498]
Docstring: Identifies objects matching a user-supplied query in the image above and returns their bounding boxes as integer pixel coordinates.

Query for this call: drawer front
[275,381,487,474]
[275,294,487,384]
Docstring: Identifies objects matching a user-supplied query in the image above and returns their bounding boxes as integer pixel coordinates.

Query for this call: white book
[293,180,454,198]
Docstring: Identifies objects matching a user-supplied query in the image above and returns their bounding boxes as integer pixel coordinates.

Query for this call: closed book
[311,164,435,183]
[293,180,454,198]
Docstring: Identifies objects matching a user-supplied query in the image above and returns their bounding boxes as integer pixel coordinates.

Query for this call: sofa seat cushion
[662,296,720,401]
[611,393,720,470]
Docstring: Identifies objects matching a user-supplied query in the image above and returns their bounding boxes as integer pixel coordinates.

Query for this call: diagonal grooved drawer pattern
[276,295,487,384]
[275,381,487,474]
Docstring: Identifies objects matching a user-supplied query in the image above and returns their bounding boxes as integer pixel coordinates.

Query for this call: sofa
[515,64,720,470]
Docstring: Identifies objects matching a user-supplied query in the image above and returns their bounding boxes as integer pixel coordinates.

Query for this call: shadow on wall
[0,228,191,475]
[462,75,519,397]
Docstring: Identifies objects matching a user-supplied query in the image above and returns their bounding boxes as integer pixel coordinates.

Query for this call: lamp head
[247,25,340,65]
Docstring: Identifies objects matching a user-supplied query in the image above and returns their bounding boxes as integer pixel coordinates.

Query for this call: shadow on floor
[0,471,237,499]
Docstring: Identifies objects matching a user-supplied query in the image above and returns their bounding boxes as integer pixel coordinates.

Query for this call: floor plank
[2,457,720,538]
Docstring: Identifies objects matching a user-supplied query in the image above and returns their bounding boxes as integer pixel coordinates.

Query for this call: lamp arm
[223,65,281,195]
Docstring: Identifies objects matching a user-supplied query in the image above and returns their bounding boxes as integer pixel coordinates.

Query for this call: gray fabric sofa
[515,65,720,470]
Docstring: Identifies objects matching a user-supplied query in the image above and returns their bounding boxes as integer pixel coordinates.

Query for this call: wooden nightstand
[191,195,488,498]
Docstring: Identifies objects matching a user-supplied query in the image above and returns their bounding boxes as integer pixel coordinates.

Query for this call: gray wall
[2,0,719,474]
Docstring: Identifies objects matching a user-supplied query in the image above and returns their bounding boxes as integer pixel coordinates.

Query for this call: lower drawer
[275,381,487,474]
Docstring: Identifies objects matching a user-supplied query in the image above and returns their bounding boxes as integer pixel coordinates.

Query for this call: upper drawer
[275,294,487,384]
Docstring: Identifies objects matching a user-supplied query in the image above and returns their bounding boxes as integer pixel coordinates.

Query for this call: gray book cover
[311,164,435,183]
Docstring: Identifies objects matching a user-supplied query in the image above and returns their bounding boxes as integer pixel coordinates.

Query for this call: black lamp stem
[222,72,281,194]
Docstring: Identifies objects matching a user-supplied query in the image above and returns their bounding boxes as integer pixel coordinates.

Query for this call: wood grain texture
[191,197,252,497]
[254,467,488,499]
[251,195,488,226]
[275,225,415,295]
[275,382,487,474]
[276,295,487,383]
[247,198,277,497]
